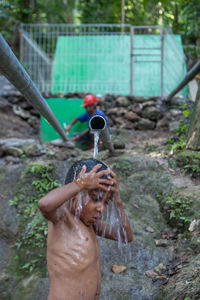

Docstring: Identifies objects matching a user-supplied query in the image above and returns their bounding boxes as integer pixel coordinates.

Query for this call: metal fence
[19,23,186,97]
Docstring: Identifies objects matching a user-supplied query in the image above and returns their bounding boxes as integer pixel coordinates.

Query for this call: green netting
[164,34,187,97]
[40,98,87,143]
[133,35,161,96]
[51,34,186,97]
[51,35,130,95]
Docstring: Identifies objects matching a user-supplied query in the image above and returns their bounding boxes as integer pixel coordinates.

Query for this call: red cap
[81,94,98,107]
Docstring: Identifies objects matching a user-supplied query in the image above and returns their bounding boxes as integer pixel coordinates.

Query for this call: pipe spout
[89,115,115,154]
[0,34,67,141]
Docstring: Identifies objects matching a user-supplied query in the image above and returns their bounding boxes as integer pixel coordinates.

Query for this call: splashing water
[93,131,100,159]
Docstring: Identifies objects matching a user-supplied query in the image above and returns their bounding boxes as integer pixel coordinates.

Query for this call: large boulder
[125,111,140,122]
[141,106,162,121]
[134,118,156,130]
[12,105,31,120]
[0,138,46,157]
[116,96,130,107]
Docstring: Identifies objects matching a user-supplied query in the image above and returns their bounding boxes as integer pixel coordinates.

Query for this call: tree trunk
[186,84,200,150]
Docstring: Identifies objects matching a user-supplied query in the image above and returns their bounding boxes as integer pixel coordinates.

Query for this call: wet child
[38,158,132,300]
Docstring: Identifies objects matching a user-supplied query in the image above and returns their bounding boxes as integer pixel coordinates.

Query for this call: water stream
[93,131,100,159]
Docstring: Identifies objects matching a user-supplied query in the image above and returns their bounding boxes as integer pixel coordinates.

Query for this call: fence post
[130,26,134,96]
[160,26,164,97]
[19,23,23,64]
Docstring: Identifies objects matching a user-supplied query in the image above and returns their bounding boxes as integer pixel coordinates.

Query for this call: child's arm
[70,129,90,142]
[38,164,112,223]
[93,171,133,243]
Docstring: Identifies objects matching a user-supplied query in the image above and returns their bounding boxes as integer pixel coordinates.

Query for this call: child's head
[65,158,113,226]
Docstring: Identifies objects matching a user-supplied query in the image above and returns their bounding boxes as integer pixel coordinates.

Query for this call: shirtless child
[38,158,132,300]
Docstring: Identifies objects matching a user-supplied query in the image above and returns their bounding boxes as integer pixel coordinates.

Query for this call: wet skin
[38,164,133,300]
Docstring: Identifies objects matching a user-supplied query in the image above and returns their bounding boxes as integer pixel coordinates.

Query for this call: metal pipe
[130,26,134,96]
[166,60,200,102]
[0,34,67,141]
[89,115,115,154]
[160,26,164,97]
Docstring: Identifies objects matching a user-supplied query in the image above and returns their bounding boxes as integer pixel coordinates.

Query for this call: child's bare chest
[47,220,99,274]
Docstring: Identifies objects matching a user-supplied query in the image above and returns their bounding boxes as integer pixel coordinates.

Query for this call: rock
[120,120,134,130]
[112,264,127,274]
[22,274,38,289]
[116,97,130,107]
[0,272,9,282]
[134,118,156,130]
[189,219,200,232]
[145,270,158,278]
[20,101,33,110]
[142,101,156,108]
[5,156,21,163]
[116,107,127,116]
[155,239,168,247]
[0,138,40,149]
[142,106,162,121]
[50,139,75,149]
[162,254,200,299]
[1,206,19,237]
[29,108,40,117]
[125,111,140,122]
[170,95,185,106]
[23,142,46,157]
[156,117,169,129]
[27,116,40,129]
[107,107,119,115]
[114,117,125,127]
[154,263,167,275]
[5,146,23,157]
[112,136,126,149]
[12,105,31,120]
[130,103,143,115]
[0,147,4,157]
[0,97,12,112]
[169,121,180,132]
[0,138,46,157]
[145,226,154,233]
[169,109,182,117]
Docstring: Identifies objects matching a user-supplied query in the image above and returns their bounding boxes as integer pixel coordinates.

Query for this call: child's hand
[65,124,71,132]
[74,164,113,192]
[107,169,122,205]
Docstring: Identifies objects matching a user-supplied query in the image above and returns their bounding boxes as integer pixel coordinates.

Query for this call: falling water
[93,131,100,159]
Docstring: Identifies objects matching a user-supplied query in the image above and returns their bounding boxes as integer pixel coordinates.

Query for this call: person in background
[65,94,111,148]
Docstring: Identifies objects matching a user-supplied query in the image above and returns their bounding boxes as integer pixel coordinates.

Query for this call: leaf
[112,264,127,274]
[182,110,190,117]
[170,211,175,219]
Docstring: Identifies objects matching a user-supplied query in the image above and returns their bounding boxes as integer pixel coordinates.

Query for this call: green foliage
[157,193,193,232]
[175,150,200,177]
[165,107,190,155]
[111,160,133,177]
[10,162,61,274]
[1,0,199,60]
[165,136,187,154]
[183,164,200,177]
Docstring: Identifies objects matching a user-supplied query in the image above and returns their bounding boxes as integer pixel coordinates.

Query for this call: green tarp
[51,34,187,97]
[40,98,87,143]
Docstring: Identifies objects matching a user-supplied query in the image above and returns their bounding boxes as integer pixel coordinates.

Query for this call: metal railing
[19,23,186,97]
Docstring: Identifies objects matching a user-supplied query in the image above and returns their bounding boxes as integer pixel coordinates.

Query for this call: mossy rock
[161,254,200,299]
[175,150,200,165]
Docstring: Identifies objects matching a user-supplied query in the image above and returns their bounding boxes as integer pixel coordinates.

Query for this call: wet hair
[65,158,111,184]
